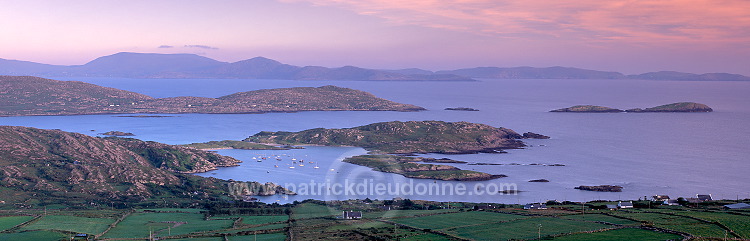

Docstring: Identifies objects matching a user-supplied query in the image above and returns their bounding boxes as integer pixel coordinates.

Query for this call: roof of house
[523,203,547,209]
[606,204,618,209]
[724,203,750,209]
[697,194,713,201]
[343,211,362,218]
[619,201,633,206]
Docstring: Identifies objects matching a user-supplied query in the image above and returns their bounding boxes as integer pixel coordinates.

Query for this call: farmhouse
[342,211,362,219]
[617,201,633,209]
[523,203,547,210]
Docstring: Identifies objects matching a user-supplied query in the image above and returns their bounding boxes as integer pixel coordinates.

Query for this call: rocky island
[626,102,713,112]
[575,185,623,192]
[445,107,479,111]
[244,120,547,154]
[0,76,424,116]
[101,131,135,136]
[551,102,712,113]
[0,126,294,206]
[183,140,290,150]
[343,155,505,181]
[550,105,624,113]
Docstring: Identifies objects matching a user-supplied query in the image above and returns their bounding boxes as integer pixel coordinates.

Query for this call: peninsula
[0,126,294,206]
[0,76,424,116]
[343,155,505,181]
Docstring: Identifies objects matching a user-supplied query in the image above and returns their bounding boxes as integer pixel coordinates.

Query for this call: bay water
[3,77,749,204]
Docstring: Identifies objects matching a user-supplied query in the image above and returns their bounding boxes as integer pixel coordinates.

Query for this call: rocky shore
[551,102,712,113]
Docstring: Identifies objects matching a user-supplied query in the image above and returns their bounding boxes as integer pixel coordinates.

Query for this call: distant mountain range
[1,52,748,81]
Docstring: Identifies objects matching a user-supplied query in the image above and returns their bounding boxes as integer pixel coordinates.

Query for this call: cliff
[244,121,544,154]
[0,76,424,116]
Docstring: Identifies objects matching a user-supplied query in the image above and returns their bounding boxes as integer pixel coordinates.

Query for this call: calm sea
[3,77,749,204]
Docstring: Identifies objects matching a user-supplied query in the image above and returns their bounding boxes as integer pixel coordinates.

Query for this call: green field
[401,232,454,241]
[100,212,234,239]
[552,228,684,241]
[614,211,728,238]
[362,209,457,219]
[291,203,339,219]
[447,216,610,240]
[0,216,35,231]
[649,210,750,238]
[562,213,641,225]
[392,211,525,230]
[238,215,288,225]
[228,233,287,241]
[0,230,68,241]
[20,215,115,234]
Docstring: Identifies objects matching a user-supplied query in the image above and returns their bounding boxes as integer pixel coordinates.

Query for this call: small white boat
[289,166,295,169]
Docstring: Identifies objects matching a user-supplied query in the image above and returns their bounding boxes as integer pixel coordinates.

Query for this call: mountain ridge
[2,52,747,81]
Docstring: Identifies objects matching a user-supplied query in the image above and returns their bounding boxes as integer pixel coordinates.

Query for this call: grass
[562,213,641,226]
[391,211,525,230]
[291,203,339,220]
[614,211,727,238]
[447,216,610,241]
[238,215,288,225]
[100,212,233,239]
[19,215,115,234]
[0,230,68,241]
[649,210,750,238]
[0,216,35,231]
[362,209,457,219]
[551,228,684,241]
[401,232,454,241]
[229,233,287,241]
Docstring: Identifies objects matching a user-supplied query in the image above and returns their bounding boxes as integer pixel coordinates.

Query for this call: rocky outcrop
[522,132,550,139]
[245,121,536,154]
[227,181,296,196]
[550,105,624,113]
[342,155,504,181]
[445,107,479,111]
[575,185,623,192]
[0,76,425,116]
[529,179,550,182]
[101,131,135,136]
[626,102,713,112]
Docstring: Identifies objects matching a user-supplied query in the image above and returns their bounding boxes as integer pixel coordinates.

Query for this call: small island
[550,105,624,113]
[183,140,290,150]
[100,131,135,136]
[343,155,505,181]
[575,185,623,192]
[529,179,550,182]
[626,102,713,112]
[551,102,712,113]
[445,107,479,111]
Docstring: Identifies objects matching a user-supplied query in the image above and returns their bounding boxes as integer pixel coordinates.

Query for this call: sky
[1,0,749,75]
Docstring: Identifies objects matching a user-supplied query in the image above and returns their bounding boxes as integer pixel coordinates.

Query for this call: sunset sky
[1,0,749,75]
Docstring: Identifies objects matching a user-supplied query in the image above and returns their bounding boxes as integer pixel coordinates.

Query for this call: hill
[244,120,544,154]
[0,126,293,206]
[628,71,750,81]
[0,76,424,116]
[437,66,626,79]
[0,52,474,81]
[626,102,713,112]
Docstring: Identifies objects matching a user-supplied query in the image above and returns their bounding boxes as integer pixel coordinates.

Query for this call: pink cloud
[281,0,750,45]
